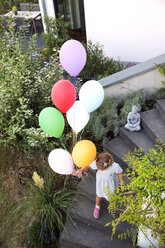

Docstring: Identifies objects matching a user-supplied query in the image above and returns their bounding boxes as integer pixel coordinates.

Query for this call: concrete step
[60,244,72,248]
[141,108,165,144]
[70,193,132,236]
[103,136,132,171]
[119,127,155,154]
[77,170,96,202]
[157,99,165,122]
[60,218,134,248]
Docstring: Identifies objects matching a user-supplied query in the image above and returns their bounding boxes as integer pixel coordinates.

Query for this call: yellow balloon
[72,140,97,168]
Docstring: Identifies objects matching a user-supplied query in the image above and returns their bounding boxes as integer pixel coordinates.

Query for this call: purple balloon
[60,39,87,77]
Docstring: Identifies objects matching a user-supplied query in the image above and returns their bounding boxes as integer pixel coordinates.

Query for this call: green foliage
[156,64,165,87]
[98,58,125,80]
[105,142,165,247]
[28,221,57,247]
[15,0,38,3]
[0,24,64,156]
[0,0,12,13]
[84,97,121,149]
[41,16,70,57]
[79,40,124,82]
[6,169,76,247]
[12,5,17,12]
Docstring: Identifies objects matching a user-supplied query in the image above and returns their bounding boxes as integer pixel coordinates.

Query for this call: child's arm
[118,173,124,186]
[79,165,90,172]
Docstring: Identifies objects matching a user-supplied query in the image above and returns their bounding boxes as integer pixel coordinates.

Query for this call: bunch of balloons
[38,39,104,175]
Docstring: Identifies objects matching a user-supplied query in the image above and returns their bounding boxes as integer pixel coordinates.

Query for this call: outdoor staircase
[60,99,165,248]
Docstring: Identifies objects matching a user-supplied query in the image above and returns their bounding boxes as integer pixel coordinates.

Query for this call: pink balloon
[48,149,74,175]
[59,39,87,77]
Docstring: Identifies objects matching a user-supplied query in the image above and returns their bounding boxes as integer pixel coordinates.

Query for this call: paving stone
[70,193,132,236]
[77,170,96,201]
[141,109,165,144]
[103,136,132,170]
[119,127,155,154]
[60,218,134,248]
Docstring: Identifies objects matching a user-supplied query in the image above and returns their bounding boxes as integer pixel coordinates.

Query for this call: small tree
[105,141,165,247]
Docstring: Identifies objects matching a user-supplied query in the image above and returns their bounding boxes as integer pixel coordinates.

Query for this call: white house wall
[83,0,165,62]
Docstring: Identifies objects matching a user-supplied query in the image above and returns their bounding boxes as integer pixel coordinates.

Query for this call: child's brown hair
[96,152,114,170]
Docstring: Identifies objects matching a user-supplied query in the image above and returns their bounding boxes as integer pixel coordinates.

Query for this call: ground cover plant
[105,142,165,248]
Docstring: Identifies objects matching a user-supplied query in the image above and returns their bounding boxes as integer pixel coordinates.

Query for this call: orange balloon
[72,140,97,168]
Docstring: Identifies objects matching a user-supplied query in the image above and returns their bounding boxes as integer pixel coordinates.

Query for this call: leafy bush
[84,97,121,149]
[41,16,70,57]
[0,0,11,13]
[157,64,165,87]
[105,142,165,247]
[79,40,124,83]
[0,25,64,156]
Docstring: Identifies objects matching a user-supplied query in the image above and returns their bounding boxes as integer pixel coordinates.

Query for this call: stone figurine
[124,105,141,131]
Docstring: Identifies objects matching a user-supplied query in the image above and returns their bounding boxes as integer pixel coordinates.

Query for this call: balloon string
[72,76,77,87]
[73,76,78,99]
[73,131,77,147]
[60,137,68,152]
[64,113,71,153]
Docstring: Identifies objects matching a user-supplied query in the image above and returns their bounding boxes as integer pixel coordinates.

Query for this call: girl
[79,152,124,219]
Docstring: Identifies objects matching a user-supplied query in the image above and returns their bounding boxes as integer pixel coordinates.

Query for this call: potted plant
[12,6,17,15]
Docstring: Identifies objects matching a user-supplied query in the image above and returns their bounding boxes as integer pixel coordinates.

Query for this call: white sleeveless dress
[90,161,123,200]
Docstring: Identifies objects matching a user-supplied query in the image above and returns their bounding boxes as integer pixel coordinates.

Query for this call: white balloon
[48,148,73,175]
[66,101,90,133]
[79,80,104,112]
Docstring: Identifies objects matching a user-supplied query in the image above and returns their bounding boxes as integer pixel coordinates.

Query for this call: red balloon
[51,80,76,113]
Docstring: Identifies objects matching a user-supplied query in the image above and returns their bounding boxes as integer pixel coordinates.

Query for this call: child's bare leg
[96,195,101,207]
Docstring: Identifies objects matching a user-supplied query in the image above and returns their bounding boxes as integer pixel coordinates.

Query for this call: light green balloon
[39,107,65,138]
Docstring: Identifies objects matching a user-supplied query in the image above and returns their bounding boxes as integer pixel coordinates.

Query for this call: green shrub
[0,24,64,156]
[105,142,165,247]
[79,40,124,83]
[41,16,70,57]
[84,97,122,148]
[0,0,11,13]
[157,64,165,87]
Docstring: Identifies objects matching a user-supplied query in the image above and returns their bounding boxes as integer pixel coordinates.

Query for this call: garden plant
[105,142,165,248]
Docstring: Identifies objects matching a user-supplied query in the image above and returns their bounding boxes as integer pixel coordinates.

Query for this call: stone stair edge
[60,217,134,248]
[119,127,155,154]
[141,108,165,143]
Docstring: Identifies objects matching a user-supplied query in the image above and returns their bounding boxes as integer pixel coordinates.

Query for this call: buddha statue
[124,105,141,131]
